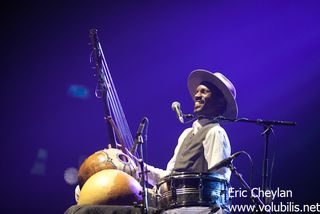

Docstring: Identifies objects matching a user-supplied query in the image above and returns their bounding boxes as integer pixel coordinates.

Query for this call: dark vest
[173,123,216,173]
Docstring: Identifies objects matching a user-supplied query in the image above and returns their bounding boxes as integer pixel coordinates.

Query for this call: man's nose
[194,92,202,100]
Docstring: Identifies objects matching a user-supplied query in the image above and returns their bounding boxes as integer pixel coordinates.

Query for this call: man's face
[193,84,215,116]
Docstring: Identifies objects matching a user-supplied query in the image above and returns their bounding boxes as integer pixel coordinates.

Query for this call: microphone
[171,101,184,123]
[209,151,243,171]
[130,117,148,154]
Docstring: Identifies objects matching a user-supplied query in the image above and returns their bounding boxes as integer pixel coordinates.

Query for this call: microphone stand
[215,116,296,205]
[137,127,149,214]
[228,163,271,214]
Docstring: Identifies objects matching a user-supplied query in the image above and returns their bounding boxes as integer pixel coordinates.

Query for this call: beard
[194,99,207,114]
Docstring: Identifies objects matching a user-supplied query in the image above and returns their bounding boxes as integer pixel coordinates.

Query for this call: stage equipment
[156,172,230,212]
[130,117,148,155]
[171,102,184,123]
[171,101,195,124]
[212,115,296,205]
[134,116,150,214]
[209,151,243,171]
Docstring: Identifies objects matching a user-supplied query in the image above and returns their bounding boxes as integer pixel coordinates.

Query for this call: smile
[194,100,205,109]
[195,99,205,105]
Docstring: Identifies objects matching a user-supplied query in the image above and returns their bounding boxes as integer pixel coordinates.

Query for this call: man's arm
[203,125,231,181]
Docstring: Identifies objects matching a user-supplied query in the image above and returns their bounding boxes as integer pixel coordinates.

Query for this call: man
[73,69,237,213]
[146,69,238,213]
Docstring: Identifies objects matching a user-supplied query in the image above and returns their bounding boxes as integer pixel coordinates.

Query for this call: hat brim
[187,69,238,118]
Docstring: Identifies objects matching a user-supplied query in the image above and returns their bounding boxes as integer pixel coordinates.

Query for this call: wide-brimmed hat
[187,69,238,118]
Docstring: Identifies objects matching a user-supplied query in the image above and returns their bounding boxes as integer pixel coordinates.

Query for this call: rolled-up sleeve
[203,125,231,181]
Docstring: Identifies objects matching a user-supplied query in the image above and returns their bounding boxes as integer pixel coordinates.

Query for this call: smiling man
[73,69,238,213]
[146,69,238,214]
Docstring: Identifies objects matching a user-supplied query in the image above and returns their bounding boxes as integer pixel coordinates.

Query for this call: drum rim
[158,172,228,185]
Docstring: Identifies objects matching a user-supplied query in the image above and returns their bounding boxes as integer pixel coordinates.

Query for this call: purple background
[2,1,320,213]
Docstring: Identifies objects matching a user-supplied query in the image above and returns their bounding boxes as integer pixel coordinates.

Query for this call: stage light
[30,148,48,176]
[64,167,78,185]
[68,84,90,99]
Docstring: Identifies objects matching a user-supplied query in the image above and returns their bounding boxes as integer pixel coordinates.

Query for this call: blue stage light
[68,84,90,99]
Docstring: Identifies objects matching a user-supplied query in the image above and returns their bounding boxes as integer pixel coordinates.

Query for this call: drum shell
[156,172,230,210]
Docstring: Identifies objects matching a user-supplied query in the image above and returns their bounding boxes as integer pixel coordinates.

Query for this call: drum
[156,172,230,211]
